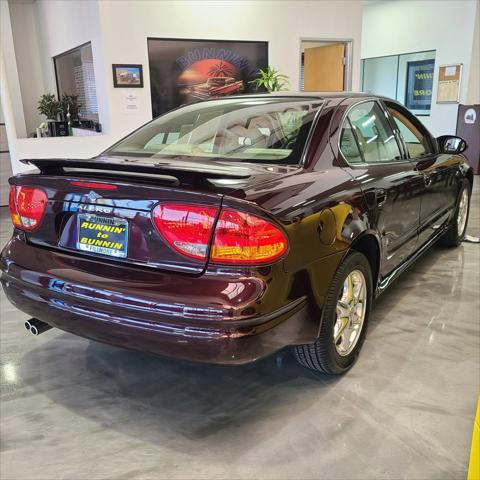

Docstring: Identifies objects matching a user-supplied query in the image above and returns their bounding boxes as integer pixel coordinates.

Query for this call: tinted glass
[347,101,401,163]
[361,50,435,116]
[340,120,363,164]
[387,105,432,158]
[108,98,322,164]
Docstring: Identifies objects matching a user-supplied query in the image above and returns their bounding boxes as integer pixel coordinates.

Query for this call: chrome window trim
[336,98,413,168]
[381,99,436,159]
[299,101,325,167]
[381,101,408,159]
[348,159,414,168]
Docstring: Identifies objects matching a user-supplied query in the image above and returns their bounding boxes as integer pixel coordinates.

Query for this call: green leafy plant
[60,93,81,121]
[249,66,289,92]
[37,93,61,120]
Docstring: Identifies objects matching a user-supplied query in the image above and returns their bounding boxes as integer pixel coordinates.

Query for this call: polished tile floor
[1,184,479,480]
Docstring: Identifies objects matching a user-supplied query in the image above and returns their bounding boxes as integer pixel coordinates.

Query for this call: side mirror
[437,135,467,154]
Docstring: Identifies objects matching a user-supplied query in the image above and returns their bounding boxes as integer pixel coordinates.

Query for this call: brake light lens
[152,203,218,260]
[9,186,47,231]
[151,203,288,264]
[70,181,117,190]
[211,209,288,264]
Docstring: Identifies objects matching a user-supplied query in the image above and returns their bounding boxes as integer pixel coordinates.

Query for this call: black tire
[294,251,373,375]
[441,181,471,247]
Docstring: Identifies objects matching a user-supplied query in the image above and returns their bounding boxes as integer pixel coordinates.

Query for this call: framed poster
[404,58,435,114]
[112,64,144,88]
[437,64,462,103]
[147,38,268,117]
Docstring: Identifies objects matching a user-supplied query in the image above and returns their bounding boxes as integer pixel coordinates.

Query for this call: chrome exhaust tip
[25,318,52,336]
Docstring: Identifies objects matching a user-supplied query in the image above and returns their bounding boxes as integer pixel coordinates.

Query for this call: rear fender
[309,229,381,338]
[343,230,383,291]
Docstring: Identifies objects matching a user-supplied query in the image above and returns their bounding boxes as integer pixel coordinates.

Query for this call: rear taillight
[152,203,218,260]
[211,210,288,264]
[151,203,288,264]
[9,186,47,231]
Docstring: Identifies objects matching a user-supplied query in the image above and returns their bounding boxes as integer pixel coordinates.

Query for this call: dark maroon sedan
[1,93,473,374]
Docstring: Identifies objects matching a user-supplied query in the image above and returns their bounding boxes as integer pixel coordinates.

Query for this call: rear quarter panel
[231,169,371,303]
[224,99,374,310]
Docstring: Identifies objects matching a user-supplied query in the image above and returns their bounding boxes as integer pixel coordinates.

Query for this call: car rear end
[1,164,314,364]
[1,96,325,364]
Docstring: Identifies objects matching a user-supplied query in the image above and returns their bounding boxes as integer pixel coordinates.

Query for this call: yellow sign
[77,216,128,257]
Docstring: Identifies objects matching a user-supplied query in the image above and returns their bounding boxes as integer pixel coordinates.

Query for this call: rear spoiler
[21,157,251,184]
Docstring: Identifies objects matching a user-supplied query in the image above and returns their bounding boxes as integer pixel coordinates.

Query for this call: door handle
[375,189,387,207]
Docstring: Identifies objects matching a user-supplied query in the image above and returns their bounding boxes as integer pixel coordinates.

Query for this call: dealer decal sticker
[77,215,128,258]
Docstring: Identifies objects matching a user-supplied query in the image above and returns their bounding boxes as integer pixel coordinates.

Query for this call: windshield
[107,97,323,164]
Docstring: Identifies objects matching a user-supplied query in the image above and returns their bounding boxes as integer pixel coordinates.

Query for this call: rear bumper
[1,235,315,364]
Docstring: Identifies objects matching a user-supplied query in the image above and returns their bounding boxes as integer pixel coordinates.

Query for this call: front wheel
[441,181,471,247]
[294,251,372,374]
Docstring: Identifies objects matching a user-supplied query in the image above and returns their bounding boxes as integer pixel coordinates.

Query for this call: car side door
[382,100,458,248]
[339,100,421,276]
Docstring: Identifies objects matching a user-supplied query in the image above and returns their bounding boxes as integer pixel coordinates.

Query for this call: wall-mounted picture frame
[437,64,462,103]
[147,38,268,117]
[112,64,144,88]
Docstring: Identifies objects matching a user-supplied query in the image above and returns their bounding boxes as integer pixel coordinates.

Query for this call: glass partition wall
[54,42,99,123]
[361,50,436,116]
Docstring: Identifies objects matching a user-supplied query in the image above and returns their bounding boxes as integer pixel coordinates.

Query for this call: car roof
[229,91,374,100]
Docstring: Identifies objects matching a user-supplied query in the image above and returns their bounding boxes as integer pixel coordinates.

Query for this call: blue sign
[405,59,435,112]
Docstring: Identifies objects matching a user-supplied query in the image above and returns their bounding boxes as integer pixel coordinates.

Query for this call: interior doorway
[300,39,352,92]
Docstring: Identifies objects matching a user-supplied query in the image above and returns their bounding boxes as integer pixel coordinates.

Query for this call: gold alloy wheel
[457,188,468,237]
[334,269,367,356]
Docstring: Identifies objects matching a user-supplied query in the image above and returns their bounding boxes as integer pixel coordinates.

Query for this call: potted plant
[37,93,68,137]
[37,94,61,121]
[249,67,290,92]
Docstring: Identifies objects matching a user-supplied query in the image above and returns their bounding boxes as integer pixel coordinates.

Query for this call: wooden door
[304,43,345,91]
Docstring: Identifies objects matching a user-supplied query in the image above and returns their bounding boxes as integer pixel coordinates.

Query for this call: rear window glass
[107,97,323,164]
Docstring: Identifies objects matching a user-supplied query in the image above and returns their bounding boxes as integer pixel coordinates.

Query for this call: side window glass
[347,101,401,163]
[387,105,432,158]
[339,120,363,164]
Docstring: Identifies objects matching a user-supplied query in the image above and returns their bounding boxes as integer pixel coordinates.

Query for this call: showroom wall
[5,0,477,175]
[33,0,110,136]
[9,0,45,136]
[0,0,27,141]
[362,0,479,136]
[2,0,115,175]
[95,0,363,139]
[466,1,480,106]
[2,0,363,174]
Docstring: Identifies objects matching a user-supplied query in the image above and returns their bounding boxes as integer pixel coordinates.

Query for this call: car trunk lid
[14,156,299,274]
[13,159,237,274]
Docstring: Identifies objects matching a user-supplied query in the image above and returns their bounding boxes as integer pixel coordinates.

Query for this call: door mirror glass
[438,135,467,154]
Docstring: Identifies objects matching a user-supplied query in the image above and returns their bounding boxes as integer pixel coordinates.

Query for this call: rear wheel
[294,251,372,374]
[441,181,471,247]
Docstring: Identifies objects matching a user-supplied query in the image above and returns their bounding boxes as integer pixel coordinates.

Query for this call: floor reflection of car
[188,77,244,99]
[1,93,473,375]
